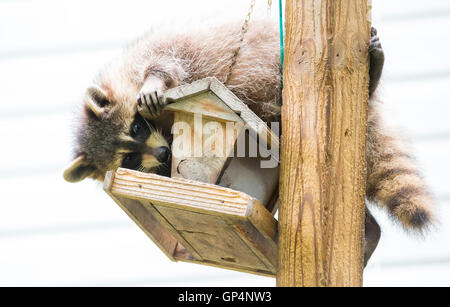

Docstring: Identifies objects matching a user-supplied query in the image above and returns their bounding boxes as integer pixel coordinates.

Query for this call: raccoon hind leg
[369,27,385,97]
[364,207,381,267]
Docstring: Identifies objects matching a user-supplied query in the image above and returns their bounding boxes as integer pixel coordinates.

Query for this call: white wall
[0,0,448,286]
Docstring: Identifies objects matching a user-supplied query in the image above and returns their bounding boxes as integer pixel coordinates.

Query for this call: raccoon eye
[130,113,151,141]
[121,153,142,170]
[131,122,141,138]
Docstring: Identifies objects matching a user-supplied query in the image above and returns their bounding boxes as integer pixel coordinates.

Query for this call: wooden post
[277,1,371,286]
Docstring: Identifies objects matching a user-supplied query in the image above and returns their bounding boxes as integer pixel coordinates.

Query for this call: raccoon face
[119,111,171,172]
[63,84,170,183]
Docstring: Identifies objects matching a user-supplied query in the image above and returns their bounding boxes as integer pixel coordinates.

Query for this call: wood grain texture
[142,201,204,260]
[111,168,251,216]
[155,205,269,270]
[166,77,280,164]
[166,90,242,123]
[105,168,278,276]
[170,108,242,184]
[277,0,370,287]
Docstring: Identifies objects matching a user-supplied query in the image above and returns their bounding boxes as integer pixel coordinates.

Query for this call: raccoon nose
[156,146,171,163]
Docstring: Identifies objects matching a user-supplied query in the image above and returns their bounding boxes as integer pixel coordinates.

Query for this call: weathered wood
[265,188,279,215]
[277,1,370,287]
[166,90,243,123]
[155,206,268,270]
[165,77,280,164]
[105,168,278,276]
[164,77,281,208]
[245,198,278,243]
[141,201,203,260]
[170,107,242,184]
[231,220,277,272]
[218,157,279,207]
[111,168,250,216]
[173,255,275,277]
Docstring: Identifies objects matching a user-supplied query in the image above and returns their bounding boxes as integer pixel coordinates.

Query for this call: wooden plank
[165,78,211,102]
[110,168,252,217]
[231,220,277,272]
[172,242,195,261]
[245,199,278,244]
[265,189,279,215]
[166,91,243,123]
[155,205,269,270]
[172,233,275,277]
[141,201,203,261]
[171,110,243,184]
[173,256,275,278]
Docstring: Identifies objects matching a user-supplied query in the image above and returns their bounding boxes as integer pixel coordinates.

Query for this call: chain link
[224,0,256,85]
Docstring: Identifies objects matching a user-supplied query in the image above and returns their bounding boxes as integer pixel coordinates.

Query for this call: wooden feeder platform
[103,77,279,277]
[104,169,277,276]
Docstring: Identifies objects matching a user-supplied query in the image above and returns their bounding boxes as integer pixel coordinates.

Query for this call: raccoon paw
[137,89,167,119]
[369,27,385,97]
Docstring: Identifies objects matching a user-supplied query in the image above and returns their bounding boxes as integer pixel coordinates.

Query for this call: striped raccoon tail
[366,105,435,233]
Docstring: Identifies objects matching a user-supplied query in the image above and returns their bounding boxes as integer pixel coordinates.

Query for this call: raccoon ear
[85,85,110,119]
[63,155,96,183]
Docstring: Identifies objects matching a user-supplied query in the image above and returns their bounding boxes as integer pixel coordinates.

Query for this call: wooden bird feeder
[104,77,280,276]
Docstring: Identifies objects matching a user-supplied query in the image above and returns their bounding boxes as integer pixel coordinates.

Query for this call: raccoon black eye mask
[131,112,153,141]
[120,112,164,169]
[121,113,151,169]
[119,112,171,171]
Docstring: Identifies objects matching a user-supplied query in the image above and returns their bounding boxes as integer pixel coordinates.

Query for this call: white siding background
[0,0,449,287]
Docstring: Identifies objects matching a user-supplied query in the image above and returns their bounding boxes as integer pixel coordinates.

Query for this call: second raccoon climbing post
[277,1,371,286]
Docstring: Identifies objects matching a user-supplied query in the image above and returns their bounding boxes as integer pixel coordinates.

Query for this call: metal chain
[224,0,256,85]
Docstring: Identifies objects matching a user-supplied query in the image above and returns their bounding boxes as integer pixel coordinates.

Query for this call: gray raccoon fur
[65,18,434,233]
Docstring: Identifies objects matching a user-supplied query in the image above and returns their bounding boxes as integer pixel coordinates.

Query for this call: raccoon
[63,19,434,263]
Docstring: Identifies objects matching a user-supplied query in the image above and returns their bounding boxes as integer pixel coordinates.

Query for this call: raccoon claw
[137,91,167,119]
[369,27,384,97]
[369,28,382,53]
